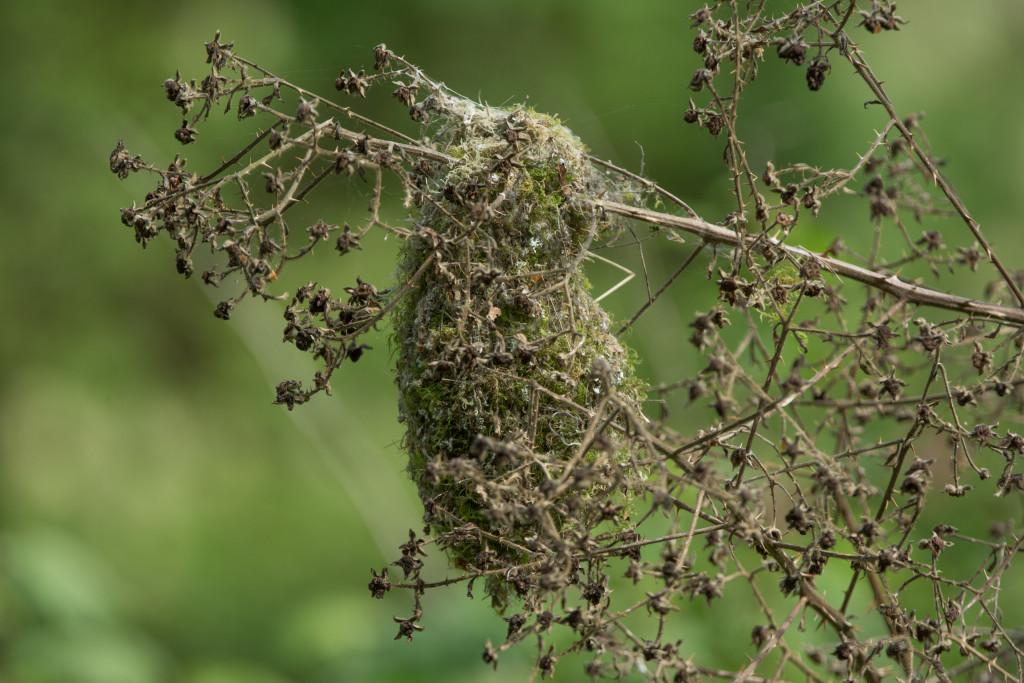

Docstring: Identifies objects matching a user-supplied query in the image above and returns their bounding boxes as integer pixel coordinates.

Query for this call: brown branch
[840,46,1024,308]
[597,199,1024,325]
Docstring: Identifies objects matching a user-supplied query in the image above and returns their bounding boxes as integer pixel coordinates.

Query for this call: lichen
[391,91,646,602]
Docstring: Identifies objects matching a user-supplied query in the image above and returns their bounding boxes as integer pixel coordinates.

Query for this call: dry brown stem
[112,5,1024,681]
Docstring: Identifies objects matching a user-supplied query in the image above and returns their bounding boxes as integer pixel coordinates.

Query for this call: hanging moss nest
[393,90,647,601]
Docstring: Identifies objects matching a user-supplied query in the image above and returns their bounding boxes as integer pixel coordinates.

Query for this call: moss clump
[392,92,646,603]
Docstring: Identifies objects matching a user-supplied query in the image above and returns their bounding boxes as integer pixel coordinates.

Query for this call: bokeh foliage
[3,2,1024,681]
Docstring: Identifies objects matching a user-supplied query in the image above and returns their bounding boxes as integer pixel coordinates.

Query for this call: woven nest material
[392,92,647,602]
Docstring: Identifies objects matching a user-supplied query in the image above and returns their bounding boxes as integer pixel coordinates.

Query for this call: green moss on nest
[392,93,646,603]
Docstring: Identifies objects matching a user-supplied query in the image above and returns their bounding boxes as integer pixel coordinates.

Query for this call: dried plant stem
[842,45,1024,308]
[599,199,1024,325]
[113,10,1024,681]
[734,596,808,683]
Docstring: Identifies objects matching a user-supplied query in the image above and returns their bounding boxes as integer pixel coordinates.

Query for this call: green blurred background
[3,2,1024,681]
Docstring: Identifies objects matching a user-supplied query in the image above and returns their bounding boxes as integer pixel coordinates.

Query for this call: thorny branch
[113,4,1024,681]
